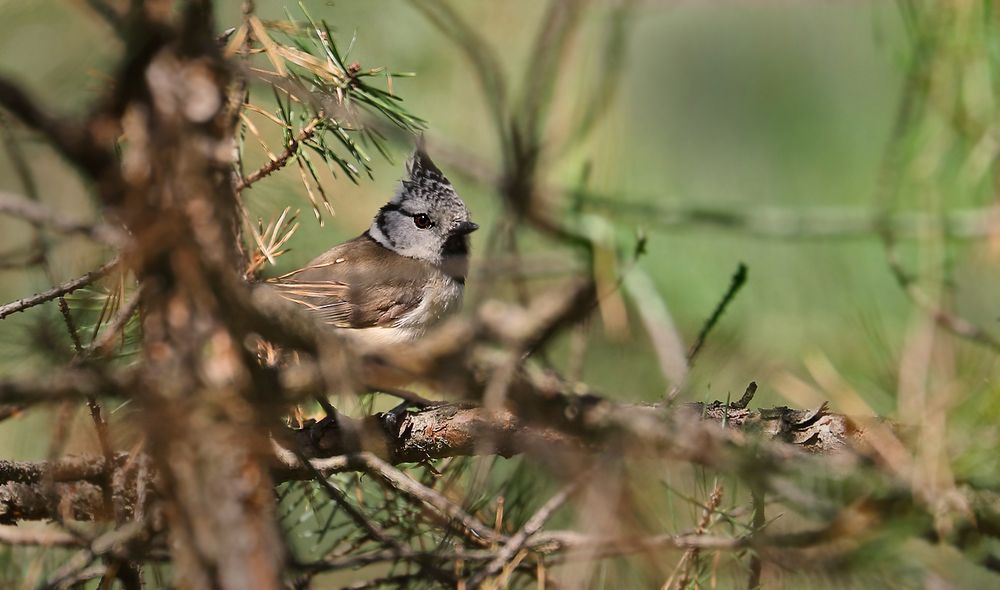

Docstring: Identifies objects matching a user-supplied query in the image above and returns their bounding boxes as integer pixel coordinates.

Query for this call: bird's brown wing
[266,233,434,329]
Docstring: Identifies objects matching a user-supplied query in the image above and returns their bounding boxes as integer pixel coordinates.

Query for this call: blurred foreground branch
[0,191,124,246]
[579,196,1000,240]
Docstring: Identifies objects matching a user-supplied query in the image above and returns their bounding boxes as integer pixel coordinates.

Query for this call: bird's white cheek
[368,221,393,250]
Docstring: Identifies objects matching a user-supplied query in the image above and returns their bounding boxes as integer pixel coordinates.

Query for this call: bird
[266,146,478,351]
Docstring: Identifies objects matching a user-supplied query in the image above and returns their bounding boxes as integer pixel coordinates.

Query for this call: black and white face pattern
[369,148,478,265]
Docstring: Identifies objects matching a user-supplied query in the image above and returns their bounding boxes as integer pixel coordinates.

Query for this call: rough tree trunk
[111,5,285,588]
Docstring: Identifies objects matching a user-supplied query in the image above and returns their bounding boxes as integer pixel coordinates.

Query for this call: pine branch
[235,118,322,192]
[0,257,119,320]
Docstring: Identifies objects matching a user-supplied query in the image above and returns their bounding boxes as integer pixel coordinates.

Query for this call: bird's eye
[413,214,432,229]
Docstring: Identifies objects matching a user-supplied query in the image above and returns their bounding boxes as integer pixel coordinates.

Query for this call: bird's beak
[451,221,479,236]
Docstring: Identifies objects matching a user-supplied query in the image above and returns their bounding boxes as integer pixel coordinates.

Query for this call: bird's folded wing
[267,278,424,328]
[266,279,356,326]
[264,236,431,329]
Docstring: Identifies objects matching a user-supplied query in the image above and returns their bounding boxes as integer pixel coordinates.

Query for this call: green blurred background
[0,1,998,586]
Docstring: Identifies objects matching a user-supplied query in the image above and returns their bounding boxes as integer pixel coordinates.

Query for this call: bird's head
[369,146,478,266]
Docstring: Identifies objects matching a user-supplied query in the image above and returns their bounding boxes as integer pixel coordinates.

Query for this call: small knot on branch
[730,381,757,410]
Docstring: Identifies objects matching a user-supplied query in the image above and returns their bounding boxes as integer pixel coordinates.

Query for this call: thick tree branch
[0,394,856,524]
[288,403,581,464]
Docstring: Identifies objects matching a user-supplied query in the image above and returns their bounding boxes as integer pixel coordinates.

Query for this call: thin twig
[730,382,758,411]
[38,522,148,590]
[0,257,119,320]
[0,191,125,245]
[667,483,723,589]
[57,298,117,505]
[0,119,103,396]
[294,448,456,585]
[468,476,584,589]
[685,263,748,365]
[354,453,502,546]
[58,298,85,354]
[581,196,1000,241]
[293,450,396,547]
[235,118,322,192]
[747,487,766,590]
[884,243,1000,353]
[1,117,130,584]
[292,530,753,577]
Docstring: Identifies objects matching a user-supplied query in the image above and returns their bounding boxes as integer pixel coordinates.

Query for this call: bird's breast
[395,272,464,331]
[347,275,462,351]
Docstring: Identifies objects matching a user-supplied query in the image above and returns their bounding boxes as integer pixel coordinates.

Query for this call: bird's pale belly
[345,275,463,351]
[343,325,421,349]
